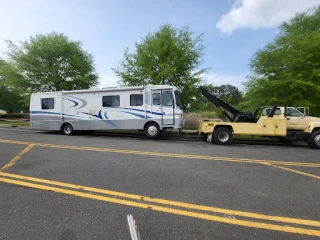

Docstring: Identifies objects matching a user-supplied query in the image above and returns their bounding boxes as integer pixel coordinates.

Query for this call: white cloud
[202,72,246,90]
[217,0,320,34]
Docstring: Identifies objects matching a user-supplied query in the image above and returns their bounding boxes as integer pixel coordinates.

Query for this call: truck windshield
[174,90,182,108]
[286,108,304,117]
[262,108,281,116]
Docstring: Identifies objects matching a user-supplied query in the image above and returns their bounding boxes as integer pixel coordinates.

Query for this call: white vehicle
[29,85,184,138]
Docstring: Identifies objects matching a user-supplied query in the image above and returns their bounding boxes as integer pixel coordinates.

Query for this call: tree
[244,7,320,116]
[5,32,99,92]
[113,24,207,104]
[212,84,243,107]
[0,84,25,114]
[0,59,26,113]
[191,84,243,112]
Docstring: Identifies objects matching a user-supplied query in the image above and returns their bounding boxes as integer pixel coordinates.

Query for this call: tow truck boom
[199,86,255,123]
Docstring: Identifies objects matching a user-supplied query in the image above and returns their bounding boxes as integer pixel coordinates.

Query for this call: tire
[61,123,74,136]
[212,127,232,145]
[307,130,320,149]
[145,123,160,138]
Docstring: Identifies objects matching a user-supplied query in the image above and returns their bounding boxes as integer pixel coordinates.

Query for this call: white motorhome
[29,85,184,138]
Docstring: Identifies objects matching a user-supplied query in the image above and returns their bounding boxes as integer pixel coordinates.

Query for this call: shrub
[184,112,219,129]
[200,111,217,118]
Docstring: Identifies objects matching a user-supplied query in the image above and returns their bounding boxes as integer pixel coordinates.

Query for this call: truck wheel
[145,123,160,138]
[213,127,232,145]
[307,130,320,149]
[61,123,74,136]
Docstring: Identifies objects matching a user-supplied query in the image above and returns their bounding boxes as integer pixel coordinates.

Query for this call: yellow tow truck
[197,87,320,149]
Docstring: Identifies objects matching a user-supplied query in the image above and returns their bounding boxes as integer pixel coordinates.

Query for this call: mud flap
[207,133,213,143]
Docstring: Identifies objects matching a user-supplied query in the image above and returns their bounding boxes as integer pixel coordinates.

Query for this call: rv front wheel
[62,123,74,136]
[145,123,160,138]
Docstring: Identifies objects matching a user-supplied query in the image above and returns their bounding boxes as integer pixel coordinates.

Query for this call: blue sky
[1,0,319,90]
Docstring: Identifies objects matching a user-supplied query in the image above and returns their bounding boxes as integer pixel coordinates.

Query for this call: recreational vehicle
[29,85,184,138]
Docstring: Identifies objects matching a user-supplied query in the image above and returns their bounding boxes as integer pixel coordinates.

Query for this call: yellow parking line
[0,139,319,168]
[264,163,320,180]
[1,172,319,228]
[0,176,319,236]
[0,144,35,172]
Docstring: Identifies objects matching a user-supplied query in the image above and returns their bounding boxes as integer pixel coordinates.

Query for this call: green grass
[182,127,197,130]
[0,121,30,127]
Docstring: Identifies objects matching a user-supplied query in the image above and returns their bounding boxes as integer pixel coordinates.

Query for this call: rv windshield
[174,90,182,108]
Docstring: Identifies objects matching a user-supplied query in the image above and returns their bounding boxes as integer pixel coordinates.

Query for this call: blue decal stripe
[63,98,79,107]
[122,111,151,119]
[104,112,117,127]
[103,107,163,115]
[30,111,61,115]
[63,114,80,118]
[30,111,81,118]
[93,110,103,119]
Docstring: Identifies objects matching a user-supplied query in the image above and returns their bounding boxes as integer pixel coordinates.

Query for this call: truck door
[151,90,174,125]
[286,108,309,130]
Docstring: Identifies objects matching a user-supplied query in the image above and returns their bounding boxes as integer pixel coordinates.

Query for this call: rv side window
[41,98,54,109]
[102,95,120,107]
[130,94,143,106]
[153,93,161,105]
[162,91,173,106]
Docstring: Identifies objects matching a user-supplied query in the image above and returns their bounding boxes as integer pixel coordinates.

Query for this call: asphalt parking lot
[0,127,319,239]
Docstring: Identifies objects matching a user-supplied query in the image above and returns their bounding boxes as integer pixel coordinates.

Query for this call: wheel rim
[64,125,72,134]
[315,134,320,147]
[148,126,158,136]
[218,131,229,142]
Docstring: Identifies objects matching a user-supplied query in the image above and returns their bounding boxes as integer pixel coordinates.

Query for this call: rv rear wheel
[61,123,74,136]
[212,127,232,145]
[307,130,320,149]
[145,123,160,138]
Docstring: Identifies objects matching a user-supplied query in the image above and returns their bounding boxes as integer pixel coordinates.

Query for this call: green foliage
[200,111,217,118]
[189,84,243,113]
[0,59,26,114]
[0,84,25,114]
[5,32,98,92]
[245,7,320,116]
[113,24,207,104]
[0,59,30,113]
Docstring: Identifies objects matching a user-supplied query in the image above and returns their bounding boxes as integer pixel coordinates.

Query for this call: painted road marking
[263,163,320,180]
[1,172,319,227]
[0,144,35,172]
[0,173,319,236]
[0,139,319,168]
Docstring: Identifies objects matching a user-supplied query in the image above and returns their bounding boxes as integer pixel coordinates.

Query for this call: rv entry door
[152,90,174,125]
